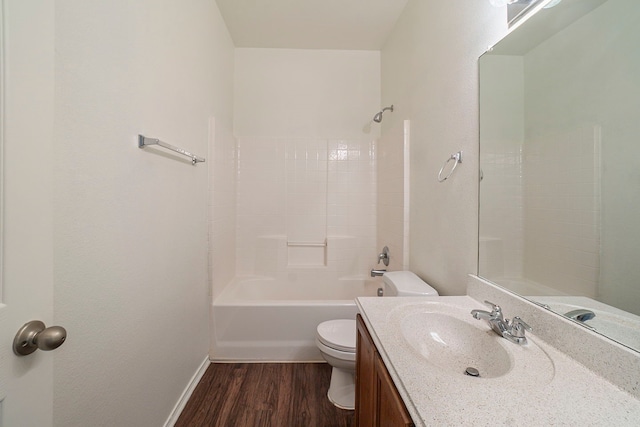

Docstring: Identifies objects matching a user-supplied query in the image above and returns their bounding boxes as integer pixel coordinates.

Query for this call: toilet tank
[382,271,439,296]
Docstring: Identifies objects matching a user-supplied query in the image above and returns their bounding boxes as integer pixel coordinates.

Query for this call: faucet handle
[377,246,390,266]
[483,301,502,318]
[509,317,532,338]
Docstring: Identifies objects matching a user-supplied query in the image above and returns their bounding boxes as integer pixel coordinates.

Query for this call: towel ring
[437,151,462,182]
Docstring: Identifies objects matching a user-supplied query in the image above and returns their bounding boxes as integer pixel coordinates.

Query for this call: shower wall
[234,48,380,280]
[209,118,237,301]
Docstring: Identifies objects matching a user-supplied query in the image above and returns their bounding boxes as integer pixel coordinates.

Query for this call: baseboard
[211,340,324,362]
[164,356,211,427]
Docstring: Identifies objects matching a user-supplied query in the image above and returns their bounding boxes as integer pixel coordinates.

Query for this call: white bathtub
[210,276,379,362]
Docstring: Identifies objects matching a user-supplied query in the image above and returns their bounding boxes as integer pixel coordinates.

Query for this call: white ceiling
[215,0,410,50]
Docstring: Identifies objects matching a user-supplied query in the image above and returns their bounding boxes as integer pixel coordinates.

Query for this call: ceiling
[215,0,410,50]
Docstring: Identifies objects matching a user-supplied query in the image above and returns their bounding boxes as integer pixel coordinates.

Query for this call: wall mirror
[479,0,640,352]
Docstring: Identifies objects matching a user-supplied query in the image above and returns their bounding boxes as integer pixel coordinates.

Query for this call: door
[0,1,56,426]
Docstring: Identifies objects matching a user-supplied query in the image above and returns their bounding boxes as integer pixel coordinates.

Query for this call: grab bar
[138,134,206,165]
[287,240,327,247]
[437,151,462,182]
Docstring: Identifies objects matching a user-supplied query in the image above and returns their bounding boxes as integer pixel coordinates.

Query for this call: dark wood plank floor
[176,363,355,427]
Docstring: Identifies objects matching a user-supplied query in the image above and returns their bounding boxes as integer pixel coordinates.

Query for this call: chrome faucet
[371,247,390,277]
[471,301,532,345]
[377,246,390,267]
[370,269,386,277]
[564,309,596,322]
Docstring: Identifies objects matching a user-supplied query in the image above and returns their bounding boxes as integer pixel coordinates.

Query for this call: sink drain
[465,367,480,377]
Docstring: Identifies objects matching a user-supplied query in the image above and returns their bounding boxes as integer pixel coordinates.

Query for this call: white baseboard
[164,356,211,427]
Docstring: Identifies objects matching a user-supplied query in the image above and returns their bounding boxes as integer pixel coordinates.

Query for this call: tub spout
[370,269,386,277]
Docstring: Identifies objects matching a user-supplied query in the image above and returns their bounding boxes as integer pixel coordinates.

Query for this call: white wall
[381,1,507,295]
[234,49,381,279]
[209,111,237,301]
[234,49,380,140]
[52,1,234,426]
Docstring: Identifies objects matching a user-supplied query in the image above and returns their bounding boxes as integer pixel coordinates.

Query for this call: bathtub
[210,275,379,362]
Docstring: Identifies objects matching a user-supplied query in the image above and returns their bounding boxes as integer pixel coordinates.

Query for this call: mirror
[479,0,640,352]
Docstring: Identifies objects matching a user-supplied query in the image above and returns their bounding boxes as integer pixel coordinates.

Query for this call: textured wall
[234,49,380,140]
[52,1,234,426]
[381,0,507,295]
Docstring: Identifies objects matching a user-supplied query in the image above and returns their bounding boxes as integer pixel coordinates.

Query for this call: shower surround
[208,48,382,361]
[232,48,381,281]
[215,136,380,361]
[236,136,377,277]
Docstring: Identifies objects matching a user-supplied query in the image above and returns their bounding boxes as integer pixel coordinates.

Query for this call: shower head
[373,105,394,123]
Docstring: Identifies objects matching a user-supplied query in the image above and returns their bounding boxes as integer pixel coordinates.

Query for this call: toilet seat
[316,319,356,353]
[315,338,356,362]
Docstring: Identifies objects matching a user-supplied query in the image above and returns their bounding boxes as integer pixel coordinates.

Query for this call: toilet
[315,271,439,410]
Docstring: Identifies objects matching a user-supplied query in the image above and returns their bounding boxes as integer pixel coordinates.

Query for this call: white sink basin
[385,301,555,385]
[400,312,512,378]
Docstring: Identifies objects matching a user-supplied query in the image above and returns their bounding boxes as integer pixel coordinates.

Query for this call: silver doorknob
[13,320,67,356]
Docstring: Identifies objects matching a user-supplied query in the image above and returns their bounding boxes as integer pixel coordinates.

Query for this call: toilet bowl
[316,271,438,410]
[316,319,357,409]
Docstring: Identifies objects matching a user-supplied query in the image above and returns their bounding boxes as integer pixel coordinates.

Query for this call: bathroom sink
[383,301,555,386]
[400,312,513,378]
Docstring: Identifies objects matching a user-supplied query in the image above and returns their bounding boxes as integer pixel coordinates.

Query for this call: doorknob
[13,320,67,356]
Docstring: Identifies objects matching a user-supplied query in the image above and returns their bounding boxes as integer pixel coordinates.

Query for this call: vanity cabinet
[355,314,414,427]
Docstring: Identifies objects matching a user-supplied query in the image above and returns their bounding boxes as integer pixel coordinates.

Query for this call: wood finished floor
[176,363,355,427]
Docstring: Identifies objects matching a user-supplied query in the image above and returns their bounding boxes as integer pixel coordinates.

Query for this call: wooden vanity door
[375,354,414,427]
[356,314,377,427]
[356,314,414,427]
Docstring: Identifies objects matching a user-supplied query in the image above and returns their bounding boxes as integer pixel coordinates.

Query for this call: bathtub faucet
[378,246,390,266]
[370,269,386,277]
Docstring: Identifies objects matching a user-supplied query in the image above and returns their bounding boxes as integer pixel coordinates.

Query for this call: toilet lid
[316,319,356,352]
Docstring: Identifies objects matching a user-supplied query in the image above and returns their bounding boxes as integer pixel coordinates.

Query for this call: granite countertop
[533,295,640,350]
[356,295,640,426]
